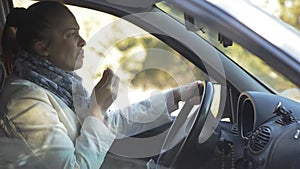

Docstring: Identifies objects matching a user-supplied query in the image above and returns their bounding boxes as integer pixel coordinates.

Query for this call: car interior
[1,1,300,169]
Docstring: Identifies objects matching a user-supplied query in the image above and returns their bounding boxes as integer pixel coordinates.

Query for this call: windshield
[157,2,300,102]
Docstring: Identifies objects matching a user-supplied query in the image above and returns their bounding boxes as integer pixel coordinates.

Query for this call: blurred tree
[114,35,206,90]
[278,0,300,30]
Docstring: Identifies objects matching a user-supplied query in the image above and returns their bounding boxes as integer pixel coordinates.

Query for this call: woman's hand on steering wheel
[173,80,204,105]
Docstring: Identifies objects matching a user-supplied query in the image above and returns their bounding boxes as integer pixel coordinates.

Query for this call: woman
[0,1,202,168]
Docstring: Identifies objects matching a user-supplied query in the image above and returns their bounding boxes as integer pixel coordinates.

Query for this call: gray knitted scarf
[13,50,89,115]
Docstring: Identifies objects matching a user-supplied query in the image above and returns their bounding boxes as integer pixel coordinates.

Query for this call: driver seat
[0,61,5,91]
[0,60,6,137]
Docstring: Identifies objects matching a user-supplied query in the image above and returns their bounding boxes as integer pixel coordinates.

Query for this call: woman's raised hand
[89,68,120,120]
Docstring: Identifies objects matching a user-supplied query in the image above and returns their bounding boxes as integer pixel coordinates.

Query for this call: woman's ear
[33,40,49,57]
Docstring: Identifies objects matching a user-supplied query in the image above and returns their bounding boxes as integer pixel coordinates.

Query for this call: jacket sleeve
[3,81,115,169]
[104,90,176,138]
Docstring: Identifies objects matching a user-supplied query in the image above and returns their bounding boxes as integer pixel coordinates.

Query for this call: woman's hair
[1,1,74,74]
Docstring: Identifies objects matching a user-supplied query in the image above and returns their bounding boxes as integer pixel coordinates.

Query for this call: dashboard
[236,91,300,169]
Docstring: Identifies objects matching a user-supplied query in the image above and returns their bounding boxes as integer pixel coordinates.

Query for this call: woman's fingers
[111,72,120,100]
[180,80,203,101]
[189,96,202,105]
[95,68,112,89]
[90,68,120,116]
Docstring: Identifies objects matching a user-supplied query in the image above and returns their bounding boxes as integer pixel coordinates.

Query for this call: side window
[80,20,208,103]
[13,0,209,111]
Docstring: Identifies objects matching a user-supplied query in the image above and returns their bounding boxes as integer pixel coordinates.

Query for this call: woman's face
[46,13,86,72]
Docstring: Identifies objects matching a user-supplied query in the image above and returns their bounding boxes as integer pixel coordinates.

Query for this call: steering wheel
[156,80,214,169]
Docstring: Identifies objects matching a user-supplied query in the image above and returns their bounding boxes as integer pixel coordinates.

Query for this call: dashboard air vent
[249,126,271,153]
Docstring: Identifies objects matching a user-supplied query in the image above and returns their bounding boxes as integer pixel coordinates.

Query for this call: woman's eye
[70,32,77,37]
[65,31,79,38]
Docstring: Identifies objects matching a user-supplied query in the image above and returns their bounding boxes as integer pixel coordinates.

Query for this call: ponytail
[1,8,26,74]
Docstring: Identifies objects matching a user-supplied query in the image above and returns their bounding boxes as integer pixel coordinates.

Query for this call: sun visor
[105,0,162,8]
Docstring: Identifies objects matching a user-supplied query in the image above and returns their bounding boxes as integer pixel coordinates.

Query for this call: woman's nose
[79,35,86,47]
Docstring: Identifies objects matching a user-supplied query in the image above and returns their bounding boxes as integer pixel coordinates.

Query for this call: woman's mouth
[79,49,84,56]
[77,49,84,59]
